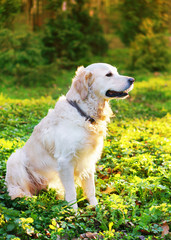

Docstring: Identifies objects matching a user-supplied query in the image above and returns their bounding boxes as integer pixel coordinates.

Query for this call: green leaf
[6,223,15,232]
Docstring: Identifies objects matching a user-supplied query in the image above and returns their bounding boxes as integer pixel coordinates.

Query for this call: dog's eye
[106,72,113,77]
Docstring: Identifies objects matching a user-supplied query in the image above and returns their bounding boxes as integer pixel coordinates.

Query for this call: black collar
[67,99,96,124]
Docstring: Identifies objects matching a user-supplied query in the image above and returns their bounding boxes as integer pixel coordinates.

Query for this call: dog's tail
[5,149,32,199]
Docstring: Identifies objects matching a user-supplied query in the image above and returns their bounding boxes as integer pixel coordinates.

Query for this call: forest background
[0,0,171,88]
[0,0,171,240]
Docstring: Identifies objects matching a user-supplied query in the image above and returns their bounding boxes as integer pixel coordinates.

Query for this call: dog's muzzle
[105,78,135,98]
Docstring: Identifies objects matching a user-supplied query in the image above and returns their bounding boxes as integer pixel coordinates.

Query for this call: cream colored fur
[5,63,134,209]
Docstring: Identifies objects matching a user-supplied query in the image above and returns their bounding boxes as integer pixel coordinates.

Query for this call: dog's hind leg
[5,149,32,199]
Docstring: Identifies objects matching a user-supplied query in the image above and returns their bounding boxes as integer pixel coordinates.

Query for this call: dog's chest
[36,117,106,175]
[74,131,104,166]
[71,123,105,176]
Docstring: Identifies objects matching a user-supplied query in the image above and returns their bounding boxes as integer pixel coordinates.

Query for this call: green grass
[0,74,171,239]
[0,69,75,100]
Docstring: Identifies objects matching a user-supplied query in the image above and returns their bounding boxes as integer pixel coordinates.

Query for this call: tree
[116,0,170,72]
[42,0,108,67]
[129,18,169,72]
[116,0,169,46]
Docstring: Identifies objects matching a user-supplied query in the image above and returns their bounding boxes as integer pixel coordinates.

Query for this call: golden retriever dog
[5,63,134,209]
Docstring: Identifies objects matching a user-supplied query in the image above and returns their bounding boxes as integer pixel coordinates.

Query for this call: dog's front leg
[81,173,98,206]
[58,162,77,209]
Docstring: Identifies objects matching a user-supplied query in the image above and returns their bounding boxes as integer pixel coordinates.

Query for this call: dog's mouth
[106,90,129,98]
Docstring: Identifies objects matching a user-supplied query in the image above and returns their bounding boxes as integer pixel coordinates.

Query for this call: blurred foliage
[42,0,108,67]
[0,0,21,29]
[0,29,42,72]
[0,28,55,86]
[0,0,108,85]
[115,0,170,72]
[129,19,170,72]
[116,0,169,46]
[0,0,170,86]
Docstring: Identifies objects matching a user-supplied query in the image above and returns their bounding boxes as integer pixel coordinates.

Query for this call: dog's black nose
[128,78,135,84]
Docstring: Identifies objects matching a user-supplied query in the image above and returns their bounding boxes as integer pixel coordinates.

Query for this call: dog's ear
[74,66,93,100]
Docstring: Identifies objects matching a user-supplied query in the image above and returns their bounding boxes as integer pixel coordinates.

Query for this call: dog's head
[86,63,134,100]
[67,63,134,101]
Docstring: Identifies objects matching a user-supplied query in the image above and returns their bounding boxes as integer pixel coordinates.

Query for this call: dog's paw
[71,203,78,209]
[89,197,98,206]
